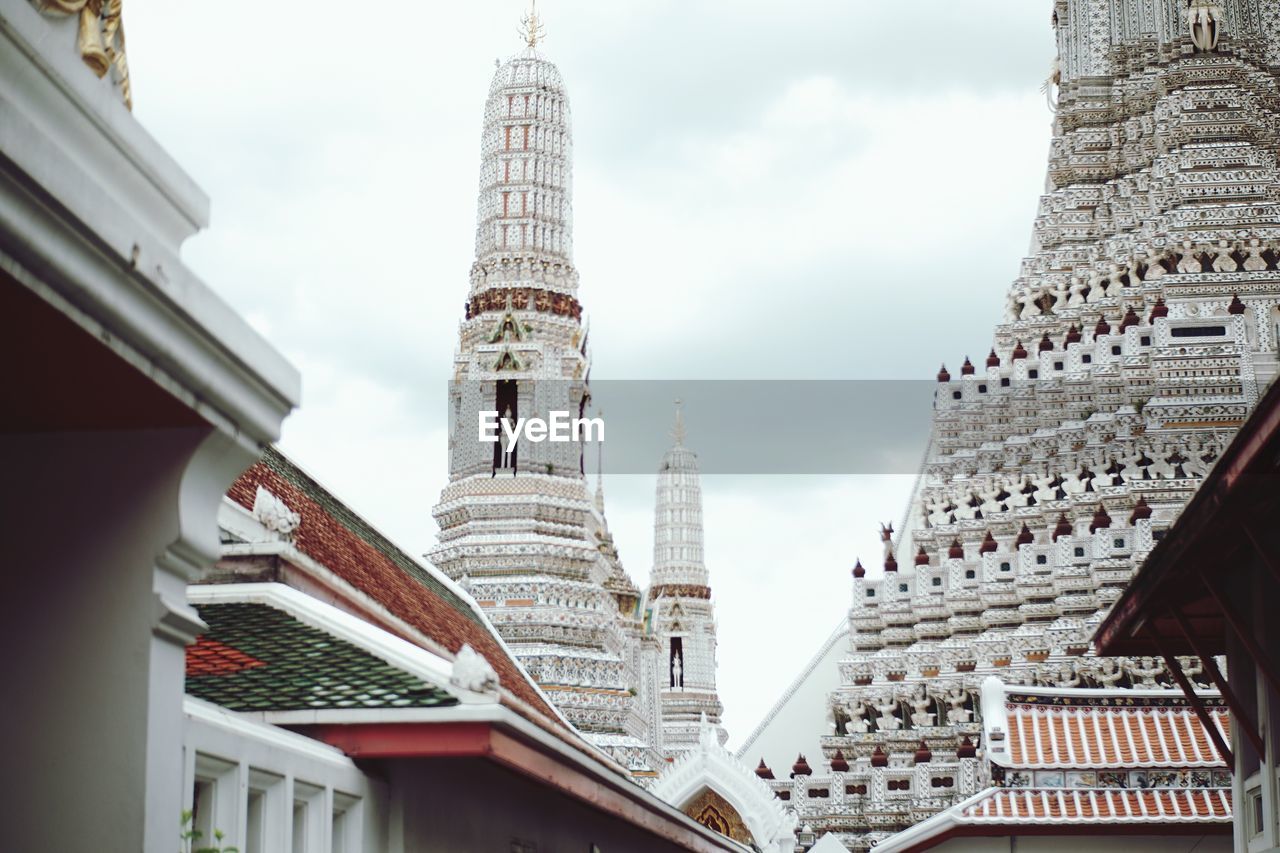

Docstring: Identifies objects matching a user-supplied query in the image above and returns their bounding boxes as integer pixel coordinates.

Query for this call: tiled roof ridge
[961,786,1233,823]
[253,446,478,625]
[1005,691,1229,710]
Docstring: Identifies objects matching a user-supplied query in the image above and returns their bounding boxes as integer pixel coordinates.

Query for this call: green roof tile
[186,603,457,712]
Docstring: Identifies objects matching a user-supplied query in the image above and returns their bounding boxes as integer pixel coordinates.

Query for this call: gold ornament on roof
[519,0,545,49]
[33,0,132,109]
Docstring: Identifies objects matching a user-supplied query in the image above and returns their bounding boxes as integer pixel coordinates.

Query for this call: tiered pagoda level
[428,44,660,775]
[779,2,1280,848]
[646,412,728,753]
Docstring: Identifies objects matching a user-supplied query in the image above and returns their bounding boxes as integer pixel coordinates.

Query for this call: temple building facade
[755,1,1280,848]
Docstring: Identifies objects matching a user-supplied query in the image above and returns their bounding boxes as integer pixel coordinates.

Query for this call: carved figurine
[1052,663,1080,688]
[909,685,936,728]
[1068,277,1089,307]
[1212,240,1238,272]
[875,695,901,732]
[945,686,972,725]
[1187,1,1224,52]
[1145,251,1167,279]
[848,702,870,734]
[1244,239,1268,272]
[1177,240,1202,274]
[1127,656,1164,687]
[1095,657,1124,688]
[832,704,851,736]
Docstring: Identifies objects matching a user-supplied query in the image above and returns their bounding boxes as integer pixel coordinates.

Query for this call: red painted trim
[1149,628,1233,766]
[1198,573,1280,699]
[1170,605,1265,757]
[294,721,737,853]
[302,721,493,758]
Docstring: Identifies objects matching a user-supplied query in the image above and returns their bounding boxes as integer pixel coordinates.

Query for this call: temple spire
[646,414,724,754]
[520,0,545,49]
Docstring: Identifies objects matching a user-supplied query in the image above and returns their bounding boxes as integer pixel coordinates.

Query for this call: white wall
[736,622,846,773]
[183,699,386,853]
[0,429,220,852]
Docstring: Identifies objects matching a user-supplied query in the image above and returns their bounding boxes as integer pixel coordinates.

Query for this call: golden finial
[520,0,545,49]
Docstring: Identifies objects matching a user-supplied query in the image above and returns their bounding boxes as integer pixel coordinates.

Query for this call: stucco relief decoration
[252,486,301,539]
[684,787,753,846]
[451,644,500,694]
[1187,0,1225,49]
[31,0,132,108]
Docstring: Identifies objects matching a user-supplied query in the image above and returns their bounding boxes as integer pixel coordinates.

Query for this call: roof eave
[270,704,747,853]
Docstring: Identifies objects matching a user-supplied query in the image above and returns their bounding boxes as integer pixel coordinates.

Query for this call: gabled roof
[184,585,745,853]
[221,447,561,726]
[187,601,457,712]
[652,715,796,852]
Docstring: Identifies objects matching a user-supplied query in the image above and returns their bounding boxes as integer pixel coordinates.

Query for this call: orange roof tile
[1002,700,1229,769]
[960,787,1232,824]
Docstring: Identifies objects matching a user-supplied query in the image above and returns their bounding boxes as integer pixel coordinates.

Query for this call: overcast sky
[127,1,1057,746]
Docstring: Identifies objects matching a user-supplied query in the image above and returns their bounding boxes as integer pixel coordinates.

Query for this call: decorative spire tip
[520,0,545,49]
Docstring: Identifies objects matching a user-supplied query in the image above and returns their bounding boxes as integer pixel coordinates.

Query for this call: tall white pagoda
[647,406,728,754]
[427,14,659,775]
[752,2,1280,848]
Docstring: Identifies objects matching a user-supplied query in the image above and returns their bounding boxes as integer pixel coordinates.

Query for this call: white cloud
[125,0,1056,748]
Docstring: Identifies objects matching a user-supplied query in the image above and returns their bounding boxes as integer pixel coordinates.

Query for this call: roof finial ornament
[520,0,545,49]
[672,398,686,446]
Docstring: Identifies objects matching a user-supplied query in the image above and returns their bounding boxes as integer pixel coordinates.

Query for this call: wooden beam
[1169,605,1265,757]
[1197,572,1280,700]
[1148,626,1234,766]
[1241,520,1280,590]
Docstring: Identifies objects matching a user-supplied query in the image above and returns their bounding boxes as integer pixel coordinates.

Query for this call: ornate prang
[428,28,660,776]
[647,408,727,755]
[788,2,1280,847]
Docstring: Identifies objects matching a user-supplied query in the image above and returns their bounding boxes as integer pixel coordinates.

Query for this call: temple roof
[873,786,1232,852]
[957,787,1231,825]
[186,601,458,712]
[1001,694,1229,770]
[982,678,1229,771]
[221,447,570,734]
